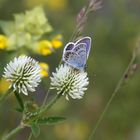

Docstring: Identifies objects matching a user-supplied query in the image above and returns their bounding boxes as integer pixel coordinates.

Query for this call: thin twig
[88,54,136,140]
[42,88,51,107]
[70,0,101,41]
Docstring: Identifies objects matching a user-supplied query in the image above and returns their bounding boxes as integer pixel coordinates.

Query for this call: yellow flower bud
[0,78,10,94]
[51,34,63,49]
[39,62,49,77]
[38,40,53,56]
[0,35,8,50]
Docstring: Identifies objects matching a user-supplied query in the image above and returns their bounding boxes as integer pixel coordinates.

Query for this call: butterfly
[62,36,91,70]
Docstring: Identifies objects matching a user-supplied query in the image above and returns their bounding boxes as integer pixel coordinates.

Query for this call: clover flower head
[50,64,89,100]
[3,56,41,95]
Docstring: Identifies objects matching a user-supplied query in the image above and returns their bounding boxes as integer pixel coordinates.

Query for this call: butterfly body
[62,37,91,70]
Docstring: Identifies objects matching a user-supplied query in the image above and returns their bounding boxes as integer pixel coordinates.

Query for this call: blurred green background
[0,0,140,140]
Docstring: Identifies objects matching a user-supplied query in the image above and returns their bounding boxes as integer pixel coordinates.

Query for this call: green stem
[38,93,63,118]
[41,93,62,114]
[14,91,24,111]
[26,92,63,125]
[42,88,51,107]
[42,60,63,107]
[2,124,24,140]
[88,54,136,140]
[27,92,62,137]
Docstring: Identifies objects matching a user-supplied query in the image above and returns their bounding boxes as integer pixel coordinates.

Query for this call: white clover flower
[50,64,89,100]
[3,56,41,95]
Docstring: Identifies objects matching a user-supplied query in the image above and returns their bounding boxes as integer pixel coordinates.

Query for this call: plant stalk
[14,91,24,111]
[88,54,136,140]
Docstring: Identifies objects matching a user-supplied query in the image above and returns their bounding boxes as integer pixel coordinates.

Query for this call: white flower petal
[50,64,89,100]
[3,56,41,95]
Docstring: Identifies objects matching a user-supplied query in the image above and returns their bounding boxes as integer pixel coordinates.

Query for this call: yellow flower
[51,34,63,49]
[0,35,8,50]
[39,62,49,77]
[38,40,53,56]
[0,78,10,94]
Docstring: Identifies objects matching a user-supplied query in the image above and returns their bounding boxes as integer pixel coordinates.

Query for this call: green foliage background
[0,0,140,140]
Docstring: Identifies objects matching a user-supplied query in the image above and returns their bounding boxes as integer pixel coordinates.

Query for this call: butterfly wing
[62,42,74,61]
[63,50,86,70]
[63,42,75,51]
[73,43,87,66]
[75,36,91,58]
[73,43,87,54]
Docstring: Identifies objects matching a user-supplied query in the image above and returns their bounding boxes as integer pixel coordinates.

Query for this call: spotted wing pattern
[62,37,92,70]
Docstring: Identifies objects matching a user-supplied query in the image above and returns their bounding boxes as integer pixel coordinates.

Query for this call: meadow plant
[0,0,139,140]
